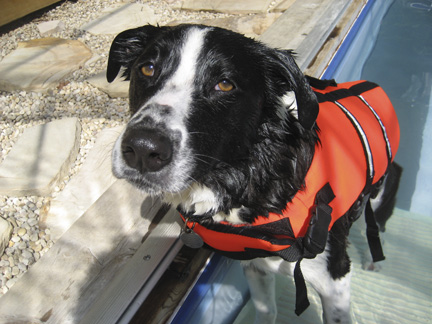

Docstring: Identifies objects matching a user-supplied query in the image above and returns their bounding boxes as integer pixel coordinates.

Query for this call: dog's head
[108,24,318,218]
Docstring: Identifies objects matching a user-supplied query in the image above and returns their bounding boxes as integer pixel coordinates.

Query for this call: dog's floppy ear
[106,25,168,83]
[272,50,319,129]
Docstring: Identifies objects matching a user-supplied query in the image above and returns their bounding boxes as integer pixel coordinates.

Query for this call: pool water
[172,1,432,323]
[326,0,432,216]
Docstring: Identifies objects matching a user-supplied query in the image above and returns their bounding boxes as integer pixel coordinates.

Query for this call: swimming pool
[323,0,432,216]
[171,1,432,322]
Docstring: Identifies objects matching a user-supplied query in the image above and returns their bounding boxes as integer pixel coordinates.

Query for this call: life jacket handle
[303,183,335,255]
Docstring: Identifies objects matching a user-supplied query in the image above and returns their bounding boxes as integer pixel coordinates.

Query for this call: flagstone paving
[0,38,92,92]
[87,71,129,98]
[173,0,274,13]
[0,118,81,197]
[0,218,12,256]
[37,20,65,36]
[81,3,158,35]
[168,12,282,39]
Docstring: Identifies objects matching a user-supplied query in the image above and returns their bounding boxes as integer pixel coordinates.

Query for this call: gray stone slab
[0,218,12,256]
[0,38,92,92]
[37,20,65,36]
[0,118,81,196]
[40,126,123,241]
[81,3,158,35]
[87,71,129,98]
[173,0,273,13]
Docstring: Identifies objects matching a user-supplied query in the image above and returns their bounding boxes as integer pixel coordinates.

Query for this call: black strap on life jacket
[294,182,335,315]
[306,75,337,89]
[294,260,309,315]
[365,199,386,262]
[303,182,335,255]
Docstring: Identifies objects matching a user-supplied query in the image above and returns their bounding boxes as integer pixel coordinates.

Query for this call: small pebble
[29,233,38,242]
[21,250,33,260]
[17,263,27,272]
[6,278,17,289]
[8,256,15,267]
[11,236,20,243]
[3,268,12,280]
[11,267,20,276]
[17,228,26,237]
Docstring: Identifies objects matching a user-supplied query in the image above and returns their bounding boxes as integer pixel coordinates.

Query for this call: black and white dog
[107,24,401,324]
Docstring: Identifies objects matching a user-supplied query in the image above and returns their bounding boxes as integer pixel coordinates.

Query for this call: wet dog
[107,24,401,323]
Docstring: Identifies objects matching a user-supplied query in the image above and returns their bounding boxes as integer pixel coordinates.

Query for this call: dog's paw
[362,260,383,272]
[165,183,220,215]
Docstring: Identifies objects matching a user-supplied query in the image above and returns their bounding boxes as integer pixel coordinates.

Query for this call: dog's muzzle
[121,128,173,173]
[112,102,192,194]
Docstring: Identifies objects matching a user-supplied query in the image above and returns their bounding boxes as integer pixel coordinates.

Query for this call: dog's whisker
[193,153,233,167]
[189,131,211,136]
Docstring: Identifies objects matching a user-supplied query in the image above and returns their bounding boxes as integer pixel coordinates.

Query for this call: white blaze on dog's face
[108,24,318,215]
[112,27,208,195]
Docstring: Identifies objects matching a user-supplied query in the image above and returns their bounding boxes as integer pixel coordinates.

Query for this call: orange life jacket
[180,80,400,263]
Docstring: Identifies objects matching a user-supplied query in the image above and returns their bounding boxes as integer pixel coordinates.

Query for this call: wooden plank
[259,0,354,70]
[129,247,213,324]
[0,180,159,324]
[294,0,353,71]
[0,0,62,27]
[305,0,367,77]
[79,208,184,324]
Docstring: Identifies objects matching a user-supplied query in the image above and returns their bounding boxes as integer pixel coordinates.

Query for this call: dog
[106,24,401,324]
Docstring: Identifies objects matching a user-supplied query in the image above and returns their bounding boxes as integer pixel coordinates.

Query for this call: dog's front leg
[319,275,352,324]
[243,262,277,324]
[301,254,353,324]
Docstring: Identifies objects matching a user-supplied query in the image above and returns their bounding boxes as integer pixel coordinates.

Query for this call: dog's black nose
[121,129,173,173]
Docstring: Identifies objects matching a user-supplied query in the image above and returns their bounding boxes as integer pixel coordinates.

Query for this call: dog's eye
[215,80,234,92]
[141,63,155,77]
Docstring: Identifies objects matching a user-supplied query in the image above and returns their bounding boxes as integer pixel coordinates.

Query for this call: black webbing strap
[306,76,337,90]
[294,183,335,316]
[365,199,386,262]
[304,183,335,255]
[313,81,379,104]
[294,260,310,316]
